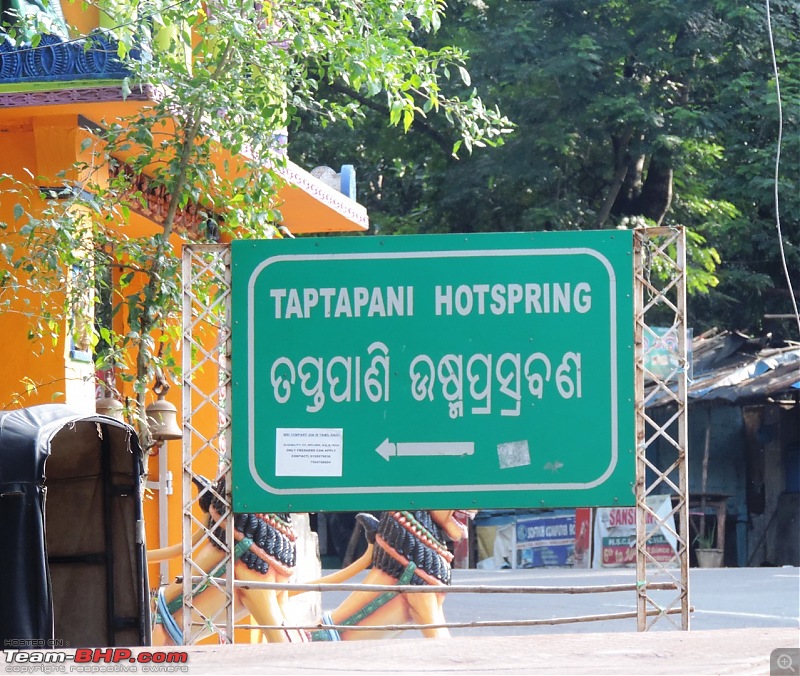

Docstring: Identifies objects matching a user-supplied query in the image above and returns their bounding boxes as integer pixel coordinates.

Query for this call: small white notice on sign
[275,428,344,477]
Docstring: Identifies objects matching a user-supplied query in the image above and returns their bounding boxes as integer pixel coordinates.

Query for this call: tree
[290,0,799,338]
[0,0,512,441]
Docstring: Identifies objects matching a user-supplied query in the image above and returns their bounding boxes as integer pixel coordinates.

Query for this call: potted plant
[693,524,724,568]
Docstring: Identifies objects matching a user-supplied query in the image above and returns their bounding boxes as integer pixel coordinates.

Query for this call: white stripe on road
[692,609,800,621]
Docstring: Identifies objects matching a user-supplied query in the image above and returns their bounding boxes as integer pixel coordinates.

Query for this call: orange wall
[61,1,100,36]
[0,116,110,407]
[0,115,222,598]
[0,122,70,407]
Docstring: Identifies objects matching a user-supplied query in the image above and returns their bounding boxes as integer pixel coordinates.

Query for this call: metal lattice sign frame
[230,231,636,513]
[181,244,234,643]
[634,226,690,630]
[179,230,689,643]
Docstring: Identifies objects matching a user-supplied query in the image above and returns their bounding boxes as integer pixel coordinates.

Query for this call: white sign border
[245,247,624,496]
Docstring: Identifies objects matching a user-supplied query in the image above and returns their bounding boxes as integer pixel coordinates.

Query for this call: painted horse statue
[148,477,379,645]
[147,478,473,643]
[311,509,475,640]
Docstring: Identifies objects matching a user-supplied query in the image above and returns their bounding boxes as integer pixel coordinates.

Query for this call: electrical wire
[765,0,800,339]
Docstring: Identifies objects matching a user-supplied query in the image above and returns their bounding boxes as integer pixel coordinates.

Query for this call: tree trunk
[595,128,634,228]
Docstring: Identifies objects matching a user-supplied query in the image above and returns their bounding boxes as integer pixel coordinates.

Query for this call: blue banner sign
[515,510,577,568]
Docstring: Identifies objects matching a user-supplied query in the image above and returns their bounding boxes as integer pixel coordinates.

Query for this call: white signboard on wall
[593,495,678,568]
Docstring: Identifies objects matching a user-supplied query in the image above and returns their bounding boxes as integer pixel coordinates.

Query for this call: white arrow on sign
[376,438,475,462]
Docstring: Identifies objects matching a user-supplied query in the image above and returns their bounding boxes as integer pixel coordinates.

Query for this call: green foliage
[290,0,799,338]
[0,0,512,432]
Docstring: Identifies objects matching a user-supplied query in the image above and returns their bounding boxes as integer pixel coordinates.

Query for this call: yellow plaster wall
[0,123,69,408]
[0,116,112,410]
[0,74,334,640]
[61,1,100,36]
[0,117,221,602]
[81,213,223,590]
[126,248,223,591]
[59,0,188,65]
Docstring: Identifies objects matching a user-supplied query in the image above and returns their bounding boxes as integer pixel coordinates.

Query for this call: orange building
[0,0,367,614]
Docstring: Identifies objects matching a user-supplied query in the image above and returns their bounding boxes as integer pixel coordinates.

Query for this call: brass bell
[145,375,183,441]
[95,394,124,421]
[96,370,124,421]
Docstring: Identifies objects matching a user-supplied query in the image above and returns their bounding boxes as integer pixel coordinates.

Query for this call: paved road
[159,627,799,675]
[147,567,799,675]
[315,565,799,636]
[445,565,800,635]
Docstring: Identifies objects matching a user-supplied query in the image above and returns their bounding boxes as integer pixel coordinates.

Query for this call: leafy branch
[2,0,515,440]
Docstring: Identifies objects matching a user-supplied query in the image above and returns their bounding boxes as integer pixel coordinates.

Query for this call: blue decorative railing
[0,31,134,83]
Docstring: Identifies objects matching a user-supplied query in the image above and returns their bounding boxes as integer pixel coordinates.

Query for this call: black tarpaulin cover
[0,404,150,646]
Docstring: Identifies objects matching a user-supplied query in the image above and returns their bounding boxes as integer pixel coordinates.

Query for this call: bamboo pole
[236,606,689,634]
[179,576,678,595]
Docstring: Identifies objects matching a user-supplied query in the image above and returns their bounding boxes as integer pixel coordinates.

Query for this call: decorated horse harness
[154,509,297,644]
[311,510,454,641]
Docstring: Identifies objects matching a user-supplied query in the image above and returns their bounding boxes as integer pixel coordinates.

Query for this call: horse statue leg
[307,510,474,641]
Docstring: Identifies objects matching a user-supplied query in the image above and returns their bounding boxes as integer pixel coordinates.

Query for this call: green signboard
[231,231,635,512]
